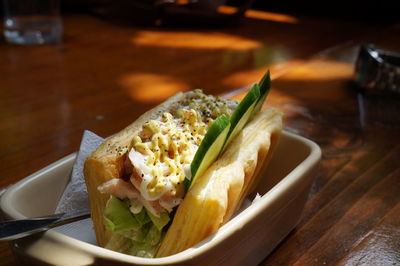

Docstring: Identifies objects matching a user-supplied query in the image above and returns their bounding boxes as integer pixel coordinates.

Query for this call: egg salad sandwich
[84,71,283,258]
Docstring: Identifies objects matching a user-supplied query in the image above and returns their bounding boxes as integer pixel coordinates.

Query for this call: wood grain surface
[260,38,400,265]
[1,8,399,265]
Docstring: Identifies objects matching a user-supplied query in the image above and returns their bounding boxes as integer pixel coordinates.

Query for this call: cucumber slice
[184,71,271,191]
[253,70,271,114]
[222,84,260,151]
[186,115,231,190]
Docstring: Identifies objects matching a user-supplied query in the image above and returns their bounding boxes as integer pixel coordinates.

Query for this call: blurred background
[2,0,398,24]
[1,0,400,265]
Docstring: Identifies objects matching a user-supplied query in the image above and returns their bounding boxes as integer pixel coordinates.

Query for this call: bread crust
[84,92,283,254]
[156,107,283,257]
[84,92,187,246]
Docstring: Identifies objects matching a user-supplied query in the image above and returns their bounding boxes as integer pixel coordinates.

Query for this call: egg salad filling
[98,90,238,257]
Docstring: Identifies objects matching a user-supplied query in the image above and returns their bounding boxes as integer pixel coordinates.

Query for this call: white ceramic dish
[1,131,321,266]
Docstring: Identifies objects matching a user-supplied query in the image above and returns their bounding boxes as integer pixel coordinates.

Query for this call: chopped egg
[120,90,238,215]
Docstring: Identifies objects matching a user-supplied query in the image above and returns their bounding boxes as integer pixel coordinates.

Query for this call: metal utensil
[0,210,90,241]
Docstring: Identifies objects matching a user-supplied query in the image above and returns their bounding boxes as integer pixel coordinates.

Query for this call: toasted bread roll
[84,89,283,257]
[84,93,187,246]
[156,107,282,257]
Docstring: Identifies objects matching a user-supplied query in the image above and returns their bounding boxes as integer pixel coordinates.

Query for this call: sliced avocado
[222,84,260,151]
[253,70,271,114]
[186,115,231,190]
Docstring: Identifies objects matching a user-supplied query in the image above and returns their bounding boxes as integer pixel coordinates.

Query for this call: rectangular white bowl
[1,131,321,266]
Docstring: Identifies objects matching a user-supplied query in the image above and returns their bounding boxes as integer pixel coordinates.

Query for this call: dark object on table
[354,44,400,96]
[89,0,253,27]
[158,0,253,27]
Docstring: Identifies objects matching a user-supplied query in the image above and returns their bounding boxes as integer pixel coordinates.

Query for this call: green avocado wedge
[185,115,231,190]
[253,70,271,115]
[221,83,260,152]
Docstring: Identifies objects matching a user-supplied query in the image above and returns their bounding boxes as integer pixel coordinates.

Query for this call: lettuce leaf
[146,210,170,231]
[104,196,171,257]
[104,196,140,232]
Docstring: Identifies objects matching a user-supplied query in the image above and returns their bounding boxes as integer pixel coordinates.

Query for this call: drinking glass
[3,0,63,45]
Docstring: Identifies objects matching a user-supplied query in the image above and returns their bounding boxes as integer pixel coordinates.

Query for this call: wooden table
[1,8,399,265]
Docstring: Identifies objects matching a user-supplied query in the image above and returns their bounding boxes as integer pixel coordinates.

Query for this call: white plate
[0,131,321,266]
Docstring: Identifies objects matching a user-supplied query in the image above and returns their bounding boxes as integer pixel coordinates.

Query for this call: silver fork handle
[0,210,90,242]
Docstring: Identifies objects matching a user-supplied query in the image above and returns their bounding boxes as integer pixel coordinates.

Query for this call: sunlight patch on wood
[119,73,190,102]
